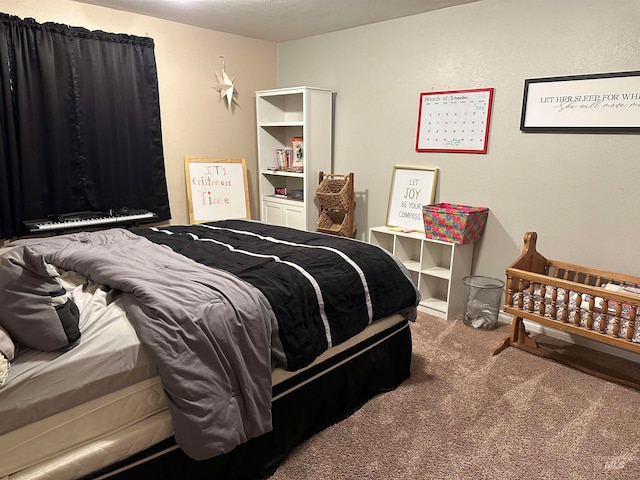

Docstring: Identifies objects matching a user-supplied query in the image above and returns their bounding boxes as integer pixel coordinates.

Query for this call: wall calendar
[415,88,494,154]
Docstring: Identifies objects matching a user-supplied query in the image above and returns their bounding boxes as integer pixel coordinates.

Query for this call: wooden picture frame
[289,136,304,172]
[386,166,439,231]
[415,88,494,153]
[184,157,250,224]
[520,70,640,132]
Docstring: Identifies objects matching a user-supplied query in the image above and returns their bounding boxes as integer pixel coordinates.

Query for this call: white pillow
[0,354,8,387]
[0,325,13,361]
[0,311,14,388]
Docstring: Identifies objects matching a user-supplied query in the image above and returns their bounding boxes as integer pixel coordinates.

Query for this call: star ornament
[214,67,239,109]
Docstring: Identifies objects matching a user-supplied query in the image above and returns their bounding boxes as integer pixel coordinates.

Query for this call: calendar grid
[415,88,494,153]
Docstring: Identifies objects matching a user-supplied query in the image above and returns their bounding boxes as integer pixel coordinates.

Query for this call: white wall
[277,0,640,282]
[0,0,277,225]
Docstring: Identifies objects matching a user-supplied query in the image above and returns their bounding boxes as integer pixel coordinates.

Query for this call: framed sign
[521,70,640,132]
[386,166,439,231]
[415,88,494,153]
[184,157,250,224]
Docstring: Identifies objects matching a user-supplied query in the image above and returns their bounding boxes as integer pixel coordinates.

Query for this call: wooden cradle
[494,232,640,389]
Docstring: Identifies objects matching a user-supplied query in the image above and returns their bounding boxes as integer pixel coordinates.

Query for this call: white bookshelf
[256,86,333,230]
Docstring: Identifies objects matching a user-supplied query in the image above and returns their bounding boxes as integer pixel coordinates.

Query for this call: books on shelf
[275,149,287,170]
[273,139,303,173]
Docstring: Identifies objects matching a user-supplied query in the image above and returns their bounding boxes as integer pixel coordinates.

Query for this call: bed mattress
[0,270,158,437]
[1,311,409,480]
[1,378,171,480]
[0,266,160,479]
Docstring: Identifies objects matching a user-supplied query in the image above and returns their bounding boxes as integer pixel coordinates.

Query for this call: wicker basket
[316,177,350,211]
[316,210,350,236]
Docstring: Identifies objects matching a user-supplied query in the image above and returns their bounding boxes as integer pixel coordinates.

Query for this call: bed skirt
[88,318,412,480]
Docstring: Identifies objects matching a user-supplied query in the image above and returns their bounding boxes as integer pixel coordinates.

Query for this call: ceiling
[70,0,480,43]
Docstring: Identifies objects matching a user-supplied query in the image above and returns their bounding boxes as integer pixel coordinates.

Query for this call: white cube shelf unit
[368,226,474,320]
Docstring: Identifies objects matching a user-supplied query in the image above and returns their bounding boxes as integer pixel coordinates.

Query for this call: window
[0,14,171,238]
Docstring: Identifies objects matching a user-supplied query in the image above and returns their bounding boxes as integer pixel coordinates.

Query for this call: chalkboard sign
[386,166,438,231]
[184,157,251,224]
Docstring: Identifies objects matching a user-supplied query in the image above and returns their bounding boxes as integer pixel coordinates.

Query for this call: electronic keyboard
[23,209,159,233]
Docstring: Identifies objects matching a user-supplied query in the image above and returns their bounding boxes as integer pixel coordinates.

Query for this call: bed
[0,220,419,480]
[494,231,640,389]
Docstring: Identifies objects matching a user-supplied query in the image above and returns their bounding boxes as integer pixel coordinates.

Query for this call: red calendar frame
[415,88,494,154]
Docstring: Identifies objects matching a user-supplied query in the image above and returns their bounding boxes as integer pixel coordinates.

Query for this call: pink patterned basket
[422,203,489,244]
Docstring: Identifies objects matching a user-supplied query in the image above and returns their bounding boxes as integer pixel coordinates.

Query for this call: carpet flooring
[269,313,640,479]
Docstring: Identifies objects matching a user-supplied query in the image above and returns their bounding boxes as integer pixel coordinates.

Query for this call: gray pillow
[0,246,80,352]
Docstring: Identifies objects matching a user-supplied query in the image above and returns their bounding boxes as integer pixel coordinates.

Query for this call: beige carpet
[270,313,640,479]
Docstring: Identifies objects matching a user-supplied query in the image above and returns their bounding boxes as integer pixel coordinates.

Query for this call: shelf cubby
[368,226,474,320]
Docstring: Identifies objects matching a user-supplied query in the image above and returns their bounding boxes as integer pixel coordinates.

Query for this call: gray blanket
[13,229,274,460]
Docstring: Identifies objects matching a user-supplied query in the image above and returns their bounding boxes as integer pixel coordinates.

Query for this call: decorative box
[422,203,489,244]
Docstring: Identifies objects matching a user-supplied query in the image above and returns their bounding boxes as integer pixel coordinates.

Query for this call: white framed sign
[521,70,640,132]
[386,165,439,231]
[184,157,250,224]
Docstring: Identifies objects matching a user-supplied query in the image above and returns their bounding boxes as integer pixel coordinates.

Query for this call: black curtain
[0,14,171,239]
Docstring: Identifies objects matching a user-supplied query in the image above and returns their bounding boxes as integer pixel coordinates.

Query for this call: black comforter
[134,220,419,371]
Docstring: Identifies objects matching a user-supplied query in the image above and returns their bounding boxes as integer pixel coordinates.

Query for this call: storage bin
[316,177,350,211]
[316,210,350,236]
[422,203,489,244]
